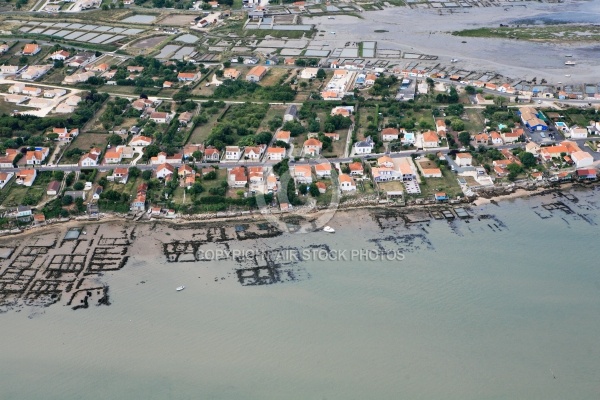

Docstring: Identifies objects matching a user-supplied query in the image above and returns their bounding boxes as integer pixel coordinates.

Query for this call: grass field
[69,133,109,151]
[260,68,289,87]
[0,99,28,116]
[187,110,221,144]
[256,105,286,133]
[415,167,461,199]
[1,171,53,207]
[452,25,600,42]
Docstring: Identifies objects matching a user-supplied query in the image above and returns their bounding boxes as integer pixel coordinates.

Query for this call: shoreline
[3,181,595,238]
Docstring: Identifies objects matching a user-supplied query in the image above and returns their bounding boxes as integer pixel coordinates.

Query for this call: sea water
[1,189,600,399]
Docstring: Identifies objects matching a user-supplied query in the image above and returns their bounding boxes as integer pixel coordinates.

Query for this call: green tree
[129,167,141,179]
[519,152,537,168]
[298,183,308,195]
[73,181,84,190]
[451,119,465,132]
[316,69,326,80]
[309,182,320,197]
[458,131,471,146]
[464,85,476,95]
[142,170,152,180]
[62,195,73,206]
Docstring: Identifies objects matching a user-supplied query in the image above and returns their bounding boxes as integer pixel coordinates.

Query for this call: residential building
[284,105,298,122]
[518,107,548,131]
[149,112,171,124]
[474,133,490,144]
[63,71,95,84]
[435,119,446,134]
[314,162,332,178]
[156,163,175,179]
[22,43,41,56]
[225,146,242,161]
[381,127,399,142]
[354,136,374,154]
[50,50,70,60]
[300,68,319,79]
[571,151,594,168]
[183,144,204,160]
[178,111,193,126]
[22,86,42,96]
[15,169,37,187]
[131,183,148,211]
[103,148,123,164]
[55,103,74,114]
[223,68,241,80]
[5,94,28,104]
[129,135,153,148]
[93,186,103,200]
[25,147,49,165]
[275,130,291,143]
[303,138,323,156]
[0,149,19,168]
[65,96,81,107]
[291,165,312,184]
[177,71,200,82]
[331,106,354,117]
[377,156,394,168]
[325,133,340,141]
[525,142,540,155]
[0,172,14,190]
[490,131,503,145]
[21,66,51,80]
[339,174,356,191]
[203,147,220,162]
[79,151,99,167]
[503,128,523,143]
[422,131,439,148]
[246,66,267,82]
[150,152,181,165]
[348,162,364,176]
[229,166,248,187]
[569,127,588,139]
[53,127,79,142]
[243,145,265,160]
[110,168,129,184]
[266,147,286,161]
[455,152,472,167]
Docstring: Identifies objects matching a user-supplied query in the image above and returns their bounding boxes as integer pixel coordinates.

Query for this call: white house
[156,163,175,179]
[266,147,286,161]
[571,151,594,168]
[422,131,439,148]
[243,145,265,160]
[381,128,399,142]
[225,146,242,161]
[314,162,332,178]
[455,152,472,167]
[354,136,374,154]
[303,138,322,156]
[149,112,171,124]
[339,174,356,191]
[569,127,588,139]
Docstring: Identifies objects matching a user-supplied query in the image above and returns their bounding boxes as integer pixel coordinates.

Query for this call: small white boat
[176,286,185,291]
[565,74,571,77]
[565,54,573,57]
[565,61,576,66]
[323,226,335,233]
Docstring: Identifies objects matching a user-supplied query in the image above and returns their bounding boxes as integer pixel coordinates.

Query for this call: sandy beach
[307,0,600,83]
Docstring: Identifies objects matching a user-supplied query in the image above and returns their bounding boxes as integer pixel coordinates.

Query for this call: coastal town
[0,0,599,230]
